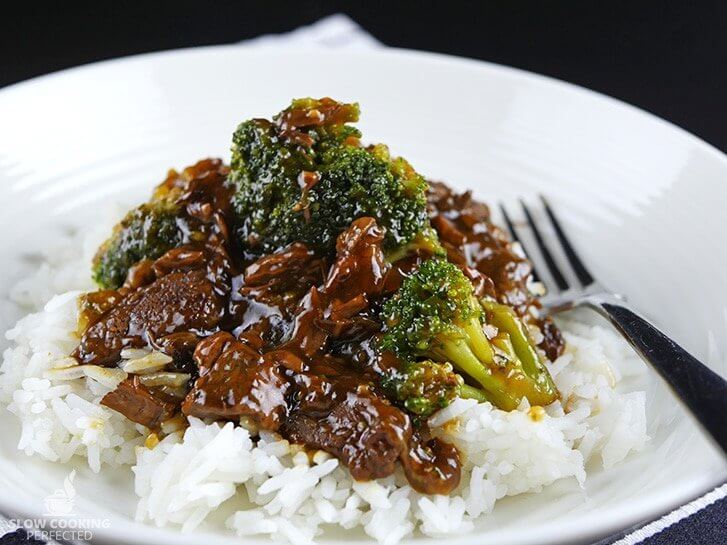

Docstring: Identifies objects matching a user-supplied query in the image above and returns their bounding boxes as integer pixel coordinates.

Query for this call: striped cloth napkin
[1,13,723,545]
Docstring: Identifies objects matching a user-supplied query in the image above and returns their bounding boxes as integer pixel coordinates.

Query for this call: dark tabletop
[2,0,726,152]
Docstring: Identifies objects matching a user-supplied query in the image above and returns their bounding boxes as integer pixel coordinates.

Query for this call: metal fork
[500,196,727,455]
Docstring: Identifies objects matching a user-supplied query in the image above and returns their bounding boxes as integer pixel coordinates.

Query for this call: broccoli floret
[228,98,432,256]
[91,159,229,289]
[382,359,463,417]
[92,201,184,289]
[380,258,558,411]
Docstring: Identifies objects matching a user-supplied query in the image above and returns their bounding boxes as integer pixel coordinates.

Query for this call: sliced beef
[275,218,391,363]
[76,289,124,334]
[282,368,462,494]
[539,317,565,362]
[150,331,201,374]
[74,268,224,366]
[242,243,322,297]
[181,332,289,430]
[101,376,180,430]
[230,243,325,337]
[282,376,410,481]
[400,437,461,495]
[324,217,388,300]
[155,158,232,220]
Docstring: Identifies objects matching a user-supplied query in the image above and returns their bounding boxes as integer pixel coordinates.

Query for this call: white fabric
[242,13,382,49]
[0,12,722,545]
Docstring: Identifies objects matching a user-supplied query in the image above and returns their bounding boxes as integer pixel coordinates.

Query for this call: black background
[2,1,726,152]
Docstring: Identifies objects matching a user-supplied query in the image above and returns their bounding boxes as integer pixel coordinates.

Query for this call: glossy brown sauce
[75,159,559,495]
[427,182,564,361]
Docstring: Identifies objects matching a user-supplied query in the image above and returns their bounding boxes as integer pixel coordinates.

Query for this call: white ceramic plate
[0,46,725,545]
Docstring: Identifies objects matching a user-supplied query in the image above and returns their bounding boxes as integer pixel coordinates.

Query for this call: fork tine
[519,199,570,292]
[539,195,595,287]
[498,203,543,284]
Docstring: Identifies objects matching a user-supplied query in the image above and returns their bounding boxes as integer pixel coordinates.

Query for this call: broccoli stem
[482,300,558,406]
[430,340,522,410]
[462,314,495,363]
[459,384,489,402]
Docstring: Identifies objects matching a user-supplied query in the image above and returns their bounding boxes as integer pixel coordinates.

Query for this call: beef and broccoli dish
[70,98,564,495]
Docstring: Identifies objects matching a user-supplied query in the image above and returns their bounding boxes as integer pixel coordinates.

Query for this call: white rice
[0,229,649,544]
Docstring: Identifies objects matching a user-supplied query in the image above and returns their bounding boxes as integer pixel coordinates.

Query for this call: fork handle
[586,296,727,455]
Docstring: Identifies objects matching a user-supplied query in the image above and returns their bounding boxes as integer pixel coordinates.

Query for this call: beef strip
[283,381,409,481]
[400,436,461,495]
[275,217,391,362]
[281,363,460,493]
[74,268,225,366]
[229,242,325,338]
[156,158,232,222]
[101,376,180,430]
[149,331,201,374]
[181,332,289,430]
[539,317,565,362]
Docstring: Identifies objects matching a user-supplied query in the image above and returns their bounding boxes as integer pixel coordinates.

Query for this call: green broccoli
[92,200,185,289]
[382,359,464,417]
[228,98,433,257]
[380,258,558,411]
